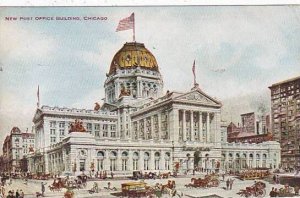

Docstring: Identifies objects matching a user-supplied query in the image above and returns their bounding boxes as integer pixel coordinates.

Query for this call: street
[2,173,298,198]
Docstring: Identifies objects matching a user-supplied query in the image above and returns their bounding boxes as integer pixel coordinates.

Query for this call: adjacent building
[2,127,35,173]
[227,112,272,143]
[28,42,281,176]
[269,76,300,169]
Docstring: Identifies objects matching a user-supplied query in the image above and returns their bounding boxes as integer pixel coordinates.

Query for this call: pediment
[174,90,221,106]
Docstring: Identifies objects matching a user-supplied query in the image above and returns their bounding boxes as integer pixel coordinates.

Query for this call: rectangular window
[87,123,92,130]
[59,129,65,136]
[50,121,56,128]
[59,122,65,128]
[80,159,85,171]
[111,132,116,137]
[94,124,100,130]
[50,129,56,135]
[95,131,100,137]
[103,131,108,137]
[50,137,56,143]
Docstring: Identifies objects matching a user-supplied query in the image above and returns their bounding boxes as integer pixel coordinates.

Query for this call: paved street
[2,174,300,198]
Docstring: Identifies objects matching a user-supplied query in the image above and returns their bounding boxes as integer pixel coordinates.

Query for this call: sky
[0,6,299,143]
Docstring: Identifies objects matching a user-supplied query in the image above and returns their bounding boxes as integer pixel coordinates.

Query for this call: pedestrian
[276,175,280,184]
[111,171,114,179]
[15,189,20,198]
[273,175,276,184]
[274,188,279,197]
[229,178,235,190]
[294,186,299,195]
[19,190,24,198]
[226,179,230,190]
[269,187,275,197]
[0,184,5,198]
[41,182,46,196]
[222,174,225,181]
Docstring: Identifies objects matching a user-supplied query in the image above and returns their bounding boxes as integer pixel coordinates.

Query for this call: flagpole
[133,13,135,42]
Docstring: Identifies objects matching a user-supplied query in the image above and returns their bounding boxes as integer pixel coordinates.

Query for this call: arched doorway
[194,151,201,169]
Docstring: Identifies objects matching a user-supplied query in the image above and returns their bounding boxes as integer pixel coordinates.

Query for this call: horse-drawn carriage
[49,177,67,192]
[239,168,271,180]
[185,174,220,188]
[237,181,266,197]
[121,182,154,198]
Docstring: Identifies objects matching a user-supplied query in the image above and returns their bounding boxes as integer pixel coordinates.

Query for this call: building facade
[2,127,35,173]
[28,42,281,176]
[269,76,300,169]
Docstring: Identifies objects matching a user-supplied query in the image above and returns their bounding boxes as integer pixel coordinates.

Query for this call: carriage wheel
[256,189,266,198]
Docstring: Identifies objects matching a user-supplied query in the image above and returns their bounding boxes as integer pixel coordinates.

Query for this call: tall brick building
[269,76,300,169]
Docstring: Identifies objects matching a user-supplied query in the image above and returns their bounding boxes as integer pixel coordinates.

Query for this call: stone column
[139,151,144,171]
[104,150,110,171]
[161,151,165,170]
[191,111,194,141]
[170,109,179,142]
[260,152,263,168]
[158,113,161,140]
[182,110,187,141]
[150,150,155,170]
[128,150,133,171]
[199,112,203,142]
[253,151,257,168]
[117,150,122,171]
[151,116,154,140]
[206,113,210,143]
[246,152,250,168]
[144,119,147,140]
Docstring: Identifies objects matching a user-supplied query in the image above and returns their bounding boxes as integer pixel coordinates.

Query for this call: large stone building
[28,42,281,176]
[2,127,35,173]
[269,76,300,169]
[227,112,272,144]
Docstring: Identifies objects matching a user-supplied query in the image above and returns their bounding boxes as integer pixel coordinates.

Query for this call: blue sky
[0,6,299,140]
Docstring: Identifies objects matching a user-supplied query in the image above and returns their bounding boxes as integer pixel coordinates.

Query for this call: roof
[269,75,300,88]
[108,42,159,75]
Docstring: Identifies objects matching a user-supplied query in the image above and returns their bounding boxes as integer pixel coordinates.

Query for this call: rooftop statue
[69,119,87,133]
[94,102,101,111]
[119,85,131,98]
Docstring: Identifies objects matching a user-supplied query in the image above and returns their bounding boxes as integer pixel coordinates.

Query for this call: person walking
[226,179,230,190]
[15,190,20,198]
[229,178,235,190]
[41,182,46,196]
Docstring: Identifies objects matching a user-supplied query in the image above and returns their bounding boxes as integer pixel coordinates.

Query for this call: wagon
[121,182,153,197]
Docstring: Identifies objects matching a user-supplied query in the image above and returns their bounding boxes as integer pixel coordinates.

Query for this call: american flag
[116,13,135,32]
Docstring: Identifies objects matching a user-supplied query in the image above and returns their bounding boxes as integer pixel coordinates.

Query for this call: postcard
[0,5,299,198]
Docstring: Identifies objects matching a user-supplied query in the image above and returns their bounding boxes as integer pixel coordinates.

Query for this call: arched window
[165,152,170,170]
[97,151,105,171]
[133,152,139,171]
[122,151,128,171]
[144,152,150,170]
[256,153,260,168]
[110,151,117,171]
[262,154,267,168]
[155,152,160,170]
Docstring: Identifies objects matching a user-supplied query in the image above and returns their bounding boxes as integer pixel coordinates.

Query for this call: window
[59,129,65,136]
[87,123,92,130]
[50,137,56,143]
[50,121,56,128]
[80,159,85,171]
[50,129,56,135]
[95,131,100,137]
[144,152,150,170]
[59,122,65,128]
[133,152,139,171]
[94,124,100,130]
[111,132,116,137]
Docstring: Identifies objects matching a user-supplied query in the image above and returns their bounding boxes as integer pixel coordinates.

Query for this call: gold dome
[109,42,159,75]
